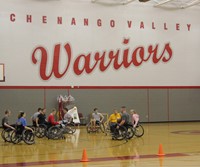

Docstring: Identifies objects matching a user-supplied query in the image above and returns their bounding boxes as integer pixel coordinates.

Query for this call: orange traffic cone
[157,144,165,156]
[80,148,89,162]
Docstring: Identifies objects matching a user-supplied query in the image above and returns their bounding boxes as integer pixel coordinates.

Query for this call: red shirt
[48,114,59,125]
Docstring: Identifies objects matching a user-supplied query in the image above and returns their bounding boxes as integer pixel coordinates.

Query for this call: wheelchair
[1,127,14,143]
[32,122,62,140]
[110,123,135,141]
[34,121,76,140]
[10,125,35,145]
[42,122,68,140]
[47,125,64,139]
[86,120,105,133]
[62,121,76,134]
[124,123,135,139]
[134,123,144,137]
[112,125,128,141]
[34,124,47,138]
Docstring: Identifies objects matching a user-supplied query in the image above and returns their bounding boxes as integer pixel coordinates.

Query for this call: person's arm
[25,126,34,132]
[69,115,73,123]
[35,117,39,126]
[21,118,34,132]
[99,113,104,122]
[49,115,59,125]
[133,114,139,127]
[30,114,34,121]
[90,113,95,122]
[106,115,111,124]
[119,119,125,126]
[63,114,66,121]
[4,122,15,130]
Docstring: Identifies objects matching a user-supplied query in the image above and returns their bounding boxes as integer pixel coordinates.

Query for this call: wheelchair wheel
[1,128,13,142]
[113,126,127,141]
[22,129,35,145]
[11,130,22,144]
[48,126,63,140]
[135,124,144,137]
[67,122,76,134]
[35,124,47,138]
[126,125,135,139]
[86,122,93,133]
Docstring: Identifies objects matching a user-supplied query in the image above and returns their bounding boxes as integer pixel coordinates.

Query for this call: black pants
[110,123,117,134]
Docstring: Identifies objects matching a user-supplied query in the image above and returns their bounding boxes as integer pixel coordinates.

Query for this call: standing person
[17,111,33,132]
[107,109,121,134]
[31,108,42,126]
[48,108,60,126]
[1,110,15,130]
[117,106,130,129]
[91,108,104,129]
[130,109,139,128]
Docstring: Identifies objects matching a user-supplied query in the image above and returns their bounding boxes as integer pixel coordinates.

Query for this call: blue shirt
[17,117,27,126]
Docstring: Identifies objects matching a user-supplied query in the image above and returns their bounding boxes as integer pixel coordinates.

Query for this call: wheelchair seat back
[15,124,24,135]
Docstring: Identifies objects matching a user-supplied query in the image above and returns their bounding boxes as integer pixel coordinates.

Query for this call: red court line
[0,153,188,167]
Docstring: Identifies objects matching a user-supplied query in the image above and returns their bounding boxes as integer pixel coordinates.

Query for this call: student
[91,108,104,129]
[63,108,73,124]
[31,108,42,126]
[47,108,60,126]
[2,110,15,130]
[36,108,48,126]
[107,109,121,133]
[17,111,34,132]
[117,106,130,129]
[130,109,139,128]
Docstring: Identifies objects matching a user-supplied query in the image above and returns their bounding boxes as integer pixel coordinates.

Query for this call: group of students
[2,110,34,132]
[90,106,139,133]
[108,107,139,128]
[2,106,139,135]
[1,107,73,132]
[31,107,73,127]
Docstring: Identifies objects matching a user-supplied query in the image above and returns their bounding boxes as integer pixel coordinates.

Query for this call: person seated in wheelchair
[17,111,34,133]
[107,109,121,134]
[35,108,48,127]
[130,109,139,128]
[47,108,61,128]
[110,106,130,139]
[2,110,15,130]
[63,108,73,125]
[31,108,42,127]
[90,108,104,130]
[116,106,131,130]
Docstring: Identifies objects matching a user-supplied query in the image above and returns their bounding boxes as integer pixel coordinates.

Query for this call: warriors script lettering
[31,38,173,80]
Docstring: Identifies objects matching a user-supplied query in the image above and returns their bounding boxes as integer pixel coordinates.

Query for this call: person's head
[94,108,98,113]
[51,108,57,115]
[121,106,127,113]
[130,109,136,115]
[42,108,46,114]
[5,110,11,116]
[38,107,42,112]
[63,108,68,114]
[18,111,26,119]
[113,109,118,114]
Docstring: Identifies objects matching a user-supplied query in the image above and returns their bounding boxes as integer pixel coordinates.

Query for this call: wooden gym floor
[0,122,200,167]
